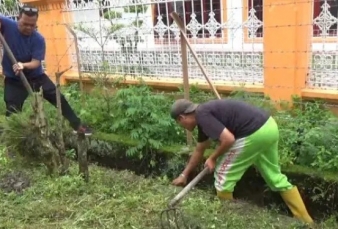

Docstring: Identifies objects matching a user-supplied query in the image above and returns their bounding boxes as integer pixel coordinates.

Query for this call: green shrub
[110,84,185,156]
[61,83,338,172]
[1,81,338,173]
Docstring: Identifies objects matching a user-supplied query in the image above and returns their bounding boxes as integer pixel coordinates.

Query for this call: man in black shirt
[170,98,313,225]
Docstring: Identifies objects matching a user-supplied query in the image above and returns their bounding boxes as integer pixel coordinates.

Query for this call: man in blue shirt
[0,6,92,136]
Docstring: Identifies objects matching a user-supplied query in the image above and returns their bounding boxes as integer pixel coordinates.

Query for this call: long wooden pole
[0,33,33,95]
[180,33,192,145]
[170,12,221,100]
[64,24,85,105]
[55,66,72,174]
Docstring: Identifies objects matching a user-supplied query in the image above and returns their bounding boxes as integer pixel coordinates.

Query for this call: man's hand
[204,156,216,172]
[13,62,24,75]
[171,174,188,187]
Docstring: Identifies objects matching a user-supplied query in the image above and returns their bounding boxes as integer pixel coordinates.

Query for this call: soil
[0,171,31,193]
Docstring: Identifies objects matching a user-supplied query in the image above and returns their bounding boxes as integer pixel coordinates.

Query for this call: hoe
[160,167,209,229]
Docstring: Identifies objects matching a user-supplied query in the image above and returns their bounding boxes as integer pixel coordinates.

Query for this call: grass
[0,161,337,229]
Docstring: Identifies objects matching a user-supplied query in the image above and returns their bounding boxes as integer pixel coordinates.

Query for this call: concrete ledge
[63,71,265,94]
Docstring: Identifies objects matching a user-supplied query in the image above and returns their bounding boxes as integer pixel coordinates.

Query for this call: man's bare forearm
[23,59,40,70]
[181,151,204,176]
[181,140,210,177]
[209,139,233,161]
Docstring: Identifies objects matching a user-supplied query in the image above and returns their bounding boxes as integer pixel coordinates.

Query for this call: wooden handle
[169,167,210,208]
[0,33,33,95]
[170,12,222,100]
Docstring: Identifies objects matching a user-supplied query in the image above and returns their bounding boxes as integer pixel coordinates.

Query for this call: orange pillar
[264,0,313,103]
[22,0,73,84]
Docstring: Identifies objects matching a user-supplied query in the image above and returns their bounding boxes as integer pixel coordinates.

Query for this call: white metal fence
[64,0,264,85]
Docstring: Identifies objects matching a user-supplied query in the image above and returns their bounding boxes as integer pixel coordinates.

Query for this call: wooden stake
[64,24,85,105]
[180,33,193,146]
[77,133,89,182]
[170,12,221,100]
[55,66,72,174]
[0,33,33,95]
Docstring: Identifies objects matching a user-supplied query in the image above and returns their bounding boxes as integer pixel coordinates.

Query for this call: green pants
[214,116,293,193]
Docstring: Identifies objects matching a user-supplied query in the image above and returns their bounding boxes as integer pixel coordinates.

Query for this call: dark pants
[4,74,81,130]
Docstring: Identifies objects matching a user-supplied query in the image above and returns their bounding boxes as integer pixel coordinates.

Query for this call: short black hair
[19,5,39,18]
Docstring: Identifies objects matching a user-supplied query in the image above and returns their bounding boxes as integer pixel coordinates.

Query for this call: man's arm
[197,113,235,161]
[209,128,235,160]
[181,139,211,177]
[22,36,46,70]
[22,59,41,70]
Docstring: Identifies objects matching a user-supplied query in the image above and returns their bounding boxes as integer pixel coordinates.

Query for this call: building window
[153,0,222,40]
[313,0,338,37]
[247,0,263,38]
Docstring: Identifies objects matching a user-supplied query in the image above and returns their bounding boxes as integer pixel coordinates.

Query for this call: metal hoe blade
[160,207,188,229]
[160,167,209,229]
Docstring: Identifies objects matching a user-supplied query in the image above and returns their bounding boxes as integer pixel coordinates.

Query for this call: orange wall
[263,0,313,103]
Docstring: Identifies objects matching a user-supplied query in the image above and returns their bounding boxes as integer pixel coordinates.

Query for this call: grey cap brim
[185,103,198,113]
[170,99,199,119]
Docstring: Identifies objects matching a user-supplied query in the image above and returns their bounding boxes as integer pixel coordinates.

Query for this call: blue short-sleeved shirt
[0,15,45,78]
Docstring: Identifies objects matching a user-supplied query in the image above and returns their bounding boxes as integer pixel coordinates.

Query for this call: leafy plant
[297,118,338,171]
[110,84,185,157]
[58,81,338,172]
[3,78,337,173]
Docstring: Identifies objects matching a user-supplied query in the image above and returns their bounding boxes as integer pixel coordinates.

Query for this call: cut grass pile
[0,158,337,229]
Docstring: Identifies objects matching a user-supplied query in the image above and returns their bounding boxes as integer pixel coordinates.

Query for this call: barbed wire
[61,0,334,11]
[18,21,338,37]
[0,0,334,14]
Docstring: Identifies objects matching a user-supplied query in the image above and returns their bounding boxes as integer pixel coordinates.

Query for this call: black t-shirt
[196,99,270,142]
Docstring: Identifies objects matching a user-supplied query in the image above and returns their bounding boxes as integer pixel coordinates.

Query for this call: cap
[170,99,198,119]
